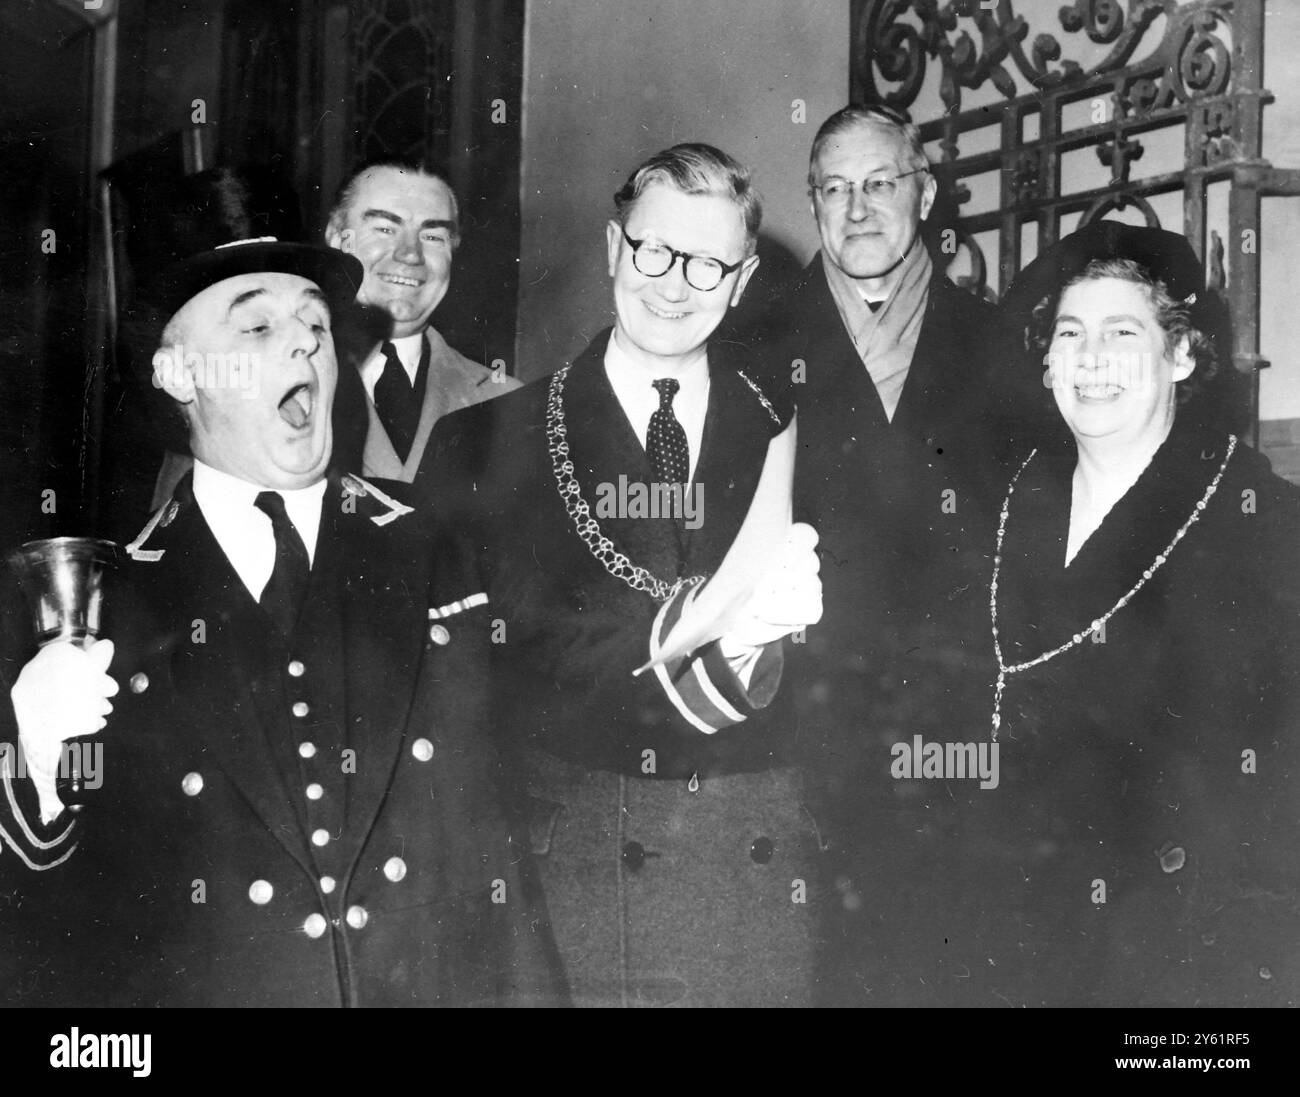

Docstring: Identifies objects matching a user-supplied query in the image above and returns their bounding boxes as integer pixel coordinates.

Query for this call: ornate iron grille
[851,0,1300,442]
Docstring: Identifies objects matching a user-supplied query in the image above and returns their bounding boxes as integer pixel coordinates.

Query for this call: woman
[824,221,1300,1007]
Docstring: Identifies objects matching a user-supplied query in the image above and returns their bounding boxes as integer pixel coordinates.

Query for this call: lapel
[797,259,891,428]
[362,388,404,481]
[402,328,450,479]
[359,330,442,481]
[326,476,431,875]
[998,422,1233,662]
[562,331,685,581]
[682,355,770,570]
[891,273,944,430]
[145,481,317,874]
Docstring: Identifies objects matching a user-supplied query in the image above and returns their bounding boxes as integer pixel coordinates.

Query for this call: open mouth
[278,383,315,430]
[1074,381,1124,402]
[644,301,687,320]
[380,274,424,288]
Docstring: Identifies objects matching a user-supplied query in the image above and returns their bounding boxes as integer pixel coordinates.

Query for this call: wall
[517,0,847,379]
[519,0,1299,427]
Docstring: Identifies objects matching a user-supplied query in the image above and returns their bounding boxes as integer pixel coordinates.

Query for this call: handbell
[7,537,119,806]
[7,536,118,649]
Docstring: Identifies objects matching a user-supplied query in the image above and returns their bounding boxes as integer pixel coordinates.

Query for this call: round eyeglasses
[621,229,745,292]
[811,167,929,206]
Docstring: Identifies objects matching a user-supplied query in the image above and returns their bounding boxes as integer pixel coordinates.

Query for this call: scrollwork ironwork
[853,0,1232,111]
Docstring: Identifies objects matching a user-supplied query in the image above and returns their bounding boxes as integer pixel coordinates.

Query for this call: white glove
[719,522,823,654]
[9,639,117,823]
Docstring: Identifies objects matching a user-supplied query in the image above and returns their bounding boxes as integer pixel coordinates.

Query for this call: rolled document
[634,413,796,674]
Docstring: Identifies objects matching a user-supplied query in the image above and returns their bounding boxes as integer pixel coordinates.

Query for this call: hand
[719,523,823,651]
[10,639,117,821]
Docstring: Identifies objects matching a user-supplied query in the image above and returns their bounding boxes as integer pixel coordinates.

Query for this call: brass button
[428,624,450,646]
[181,772,204,797]
[306,783,323,801]
[311,828,330,847]
[248,879,273,905]
[129,672,149,694]
[299,742,316,759]
[345,905,369,930]
[291,701,310,718]
[411,738,434,762]
[287,660,305,678]
[320,876,337,895]
[303,913,328,939]
[384,856,407,883]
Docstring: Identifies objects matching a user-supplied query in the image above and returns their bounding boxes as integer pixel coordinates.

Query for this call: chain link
[546,366,704,604]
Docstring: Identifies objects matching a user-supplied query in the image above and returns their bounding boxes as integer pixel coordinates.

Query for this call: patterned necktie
[254,491,310,635]
[373,341,421,463]
[647,377,689,486]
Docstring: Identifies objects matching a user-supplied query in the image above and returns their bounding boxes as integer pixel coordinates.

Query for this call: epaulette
[341,473,415,527]
[124,496,183,562]
[735,369,782,429]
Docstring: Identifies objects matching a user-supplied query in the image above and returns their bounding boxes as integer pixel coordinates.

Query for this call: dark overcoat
[418,332,827,1007]
[737,258,1017,843]
[823,418,1300,1006]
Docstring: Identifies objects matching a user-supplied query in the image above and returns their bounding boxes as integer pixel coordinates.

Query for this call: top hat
[125,166,362,348]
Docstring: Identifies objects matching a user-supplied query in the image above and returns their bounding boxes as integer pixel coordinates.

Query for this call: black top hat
[127,165,362,338]
[116,167,364,458]
[137,237,362,328]
[1002,220,1204,327]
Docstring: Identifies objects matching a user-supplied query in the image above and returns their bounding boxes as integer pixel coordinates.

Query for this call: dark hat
[127,165,362,338]
[137,237,362,328]
[1002,220,1204,325]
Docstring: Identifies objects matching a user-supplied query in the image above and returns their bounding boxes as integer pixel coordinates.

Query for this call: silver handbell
[7,537,119,806]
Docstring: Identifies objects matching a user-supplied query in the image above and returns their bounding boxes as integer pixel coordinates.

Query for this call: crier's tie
[647,377,689,486]
[254,490,310,635]
[373,340,420,463]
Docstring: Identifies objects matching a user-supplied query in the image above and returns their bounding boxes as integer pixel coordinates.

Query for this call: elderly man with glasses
[732,105,1017,1002]
[418,143,825,1007]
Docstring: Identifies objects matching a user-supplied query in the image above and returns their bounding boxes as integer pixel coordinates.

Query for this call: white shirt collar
[602,333,710,482]
[191,460,327,601]
[359,330,426,402]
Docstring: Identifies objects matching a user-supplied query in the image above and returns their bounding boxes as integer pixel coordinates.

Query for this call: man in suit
[325,158,521,481]
[734,105,1017,1001]
[420,144,825,1007]
[0,234,560,1007]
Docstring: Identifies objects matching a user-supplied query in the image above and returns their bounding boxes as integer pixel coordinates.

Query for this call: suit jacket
[416,332,824,1006]
[0,472,563,1007]
[358,326,522,483]
[417,329,795,779]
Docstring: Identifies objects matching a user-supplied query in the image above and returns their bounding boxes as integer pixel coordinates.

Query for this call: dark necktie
[866,298,885,314]
[373,340,422,463]
[254,491,310,636]
[647,377,689,486]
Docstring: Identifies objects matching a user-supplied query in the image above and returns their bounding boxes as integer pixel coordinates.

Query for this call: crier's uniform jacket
[0,472,563,1008]
[419,331,824,1007]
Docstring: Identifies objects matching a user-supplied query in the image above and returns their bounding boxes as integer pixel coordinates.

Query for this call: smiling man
[0,234,561,1007]
[419,144,825,1007]
[325,159,520,480]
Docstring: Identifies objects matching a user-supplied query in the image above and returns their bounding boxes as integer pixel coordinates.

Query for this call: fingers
[87,637,118,683]
[787,522,819,554]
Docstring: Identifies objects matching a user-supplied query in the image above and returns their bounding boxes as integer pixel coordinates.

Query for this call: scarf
[821,236,932,422]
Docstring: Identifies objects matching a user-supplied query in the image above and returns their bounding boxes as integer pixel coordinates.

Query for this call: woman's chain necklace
[546,366,703,603]
[988,434,1238,741]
